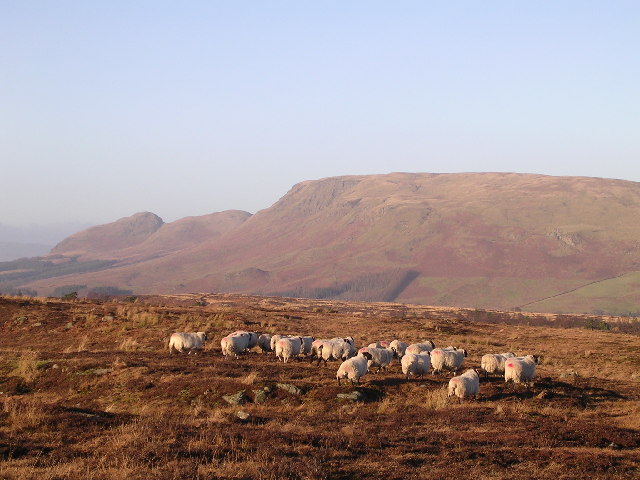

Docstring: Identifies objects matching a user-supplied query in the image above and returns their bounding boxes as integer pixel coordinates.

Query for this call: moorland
[1,293,639,479]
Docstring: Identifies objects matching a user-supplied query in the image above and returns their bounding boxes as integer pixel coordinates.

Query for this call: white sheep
[336,353,370,385]
[367,340,390,349]
[168,332,208,354]
[389,340,408,359]
[401,352,431,380]
[317,339,355,366]
[504,355,539,385]
[257,333,273,353]
[430,347,467,375]
[220,333,250,358]
[276,336,303,363]
[229,330,258,349]
[405,341,436,355]
[358,347,394,373]
[480,352,516,377]
[448,369,480,399]
[299,336,315,356]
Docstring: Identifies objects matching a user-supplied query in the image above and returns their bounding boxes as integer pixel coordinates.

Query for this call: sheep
[317,339,355,366]
[358,347,394,373]
[336,353,370,385]
[230,330,258,349]
[389,340,408,359]
[168,331,207,354]
[220,333,250,359]
[405,341,436,355]
[276,336,303,363]
[401,352,431,380]
[504,355,539,386]
[448,369,480,400]
[299,336,315,356]
[270,334,285,352]
[480,352,516,377]
[430,347,467,375]
[367,340,390,349]
[257,333,273,353]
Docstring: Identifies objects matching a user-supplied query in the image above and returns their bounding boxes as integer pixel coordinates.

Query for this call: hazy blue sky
[2,1,639,228]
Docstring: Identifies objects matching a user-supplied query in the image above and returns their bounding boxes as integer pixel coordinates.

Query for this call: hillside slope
[6,172,640,314]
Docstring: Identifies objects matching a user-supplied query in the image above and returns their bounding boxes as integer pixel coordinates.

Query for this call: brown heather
[0,293,638,479]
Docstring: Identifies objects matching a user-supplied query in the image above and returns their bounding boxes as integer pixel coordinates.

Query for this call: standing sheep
[431,347,467,375]
[168,332,208,354]
[276,336,303,363]
[480,352,516,377]
[220,333,250,359]
[317,339,355,366]
[389,340,408,359]
[336,353,370,385]
[229,330,258,349]
[405,341,436,355]
[401,352,431,380]
[358,347,395,373]
[504,355,539,386]
[257,333,273,353]
[448,369,480,400]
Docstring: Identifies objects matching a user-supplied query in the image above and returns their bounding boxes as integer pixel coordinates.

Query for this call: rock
[32,322,43,327]
[236,410,251,421]
[222,390,249,406]
[560,370,579,379]
[276,383,303,396]
[93,368,112,376]
[253,389,270,404]
[337,391,366,402]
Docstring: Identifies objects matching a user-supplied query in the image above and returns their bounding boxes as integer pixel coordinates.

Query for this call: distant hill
[4,172,640,315]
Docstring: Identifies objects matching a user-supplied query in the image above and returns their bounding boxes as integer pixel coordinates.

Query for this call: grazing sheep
[317,339,355,366]
[220,333,250,359]
[448,369,480,400]
[299,336,315,356]
[431,347,467,375]
[405,341,436,355]
[270,334,285,352]
[276,336,303,363]
[504,355,539,385]
[336,353,370,385]
[168,332,208,354]
[230,330,258,349]
[480,352,516,377]
[358,347,394,373]
[367,341,390,349]
[257,333,273,353]
[389,340,408,359]
[401,352,431,380]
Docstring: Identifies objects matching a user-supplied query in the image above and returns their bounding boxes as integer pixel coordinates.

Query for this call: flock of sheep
[168,330,539,400]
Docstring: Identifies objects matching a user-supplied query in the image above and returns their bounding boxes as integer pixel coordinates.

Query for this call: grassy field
[1,293,639,479]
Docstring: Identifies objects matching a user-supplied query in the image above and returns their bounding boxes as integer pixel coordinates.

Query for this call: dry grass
[0,293,639,479]
[11,350,39,383]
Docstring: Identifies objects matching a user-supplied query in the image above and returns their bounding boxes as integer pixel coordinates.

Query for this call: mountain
[4,172,640,315]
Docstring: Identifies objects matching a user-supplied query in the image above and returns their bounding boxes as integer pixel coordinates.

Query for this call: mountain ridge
[4,172,640,315]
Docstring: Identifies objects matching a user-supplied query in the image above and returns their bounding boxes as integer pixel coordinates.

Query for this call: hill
[4,172,640,315]
[0,293,638,479]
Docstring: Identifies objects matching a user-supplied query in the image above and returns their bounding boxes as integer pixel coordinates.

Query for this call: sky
[1,1,639,229]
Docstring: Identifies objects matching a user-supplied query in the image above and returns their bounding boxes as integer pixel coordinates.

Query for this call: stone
[337,391,366,402]
[222,390,249,406]
[236,410,250,421]
[253,389,269,404]
[276,383,303,396]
